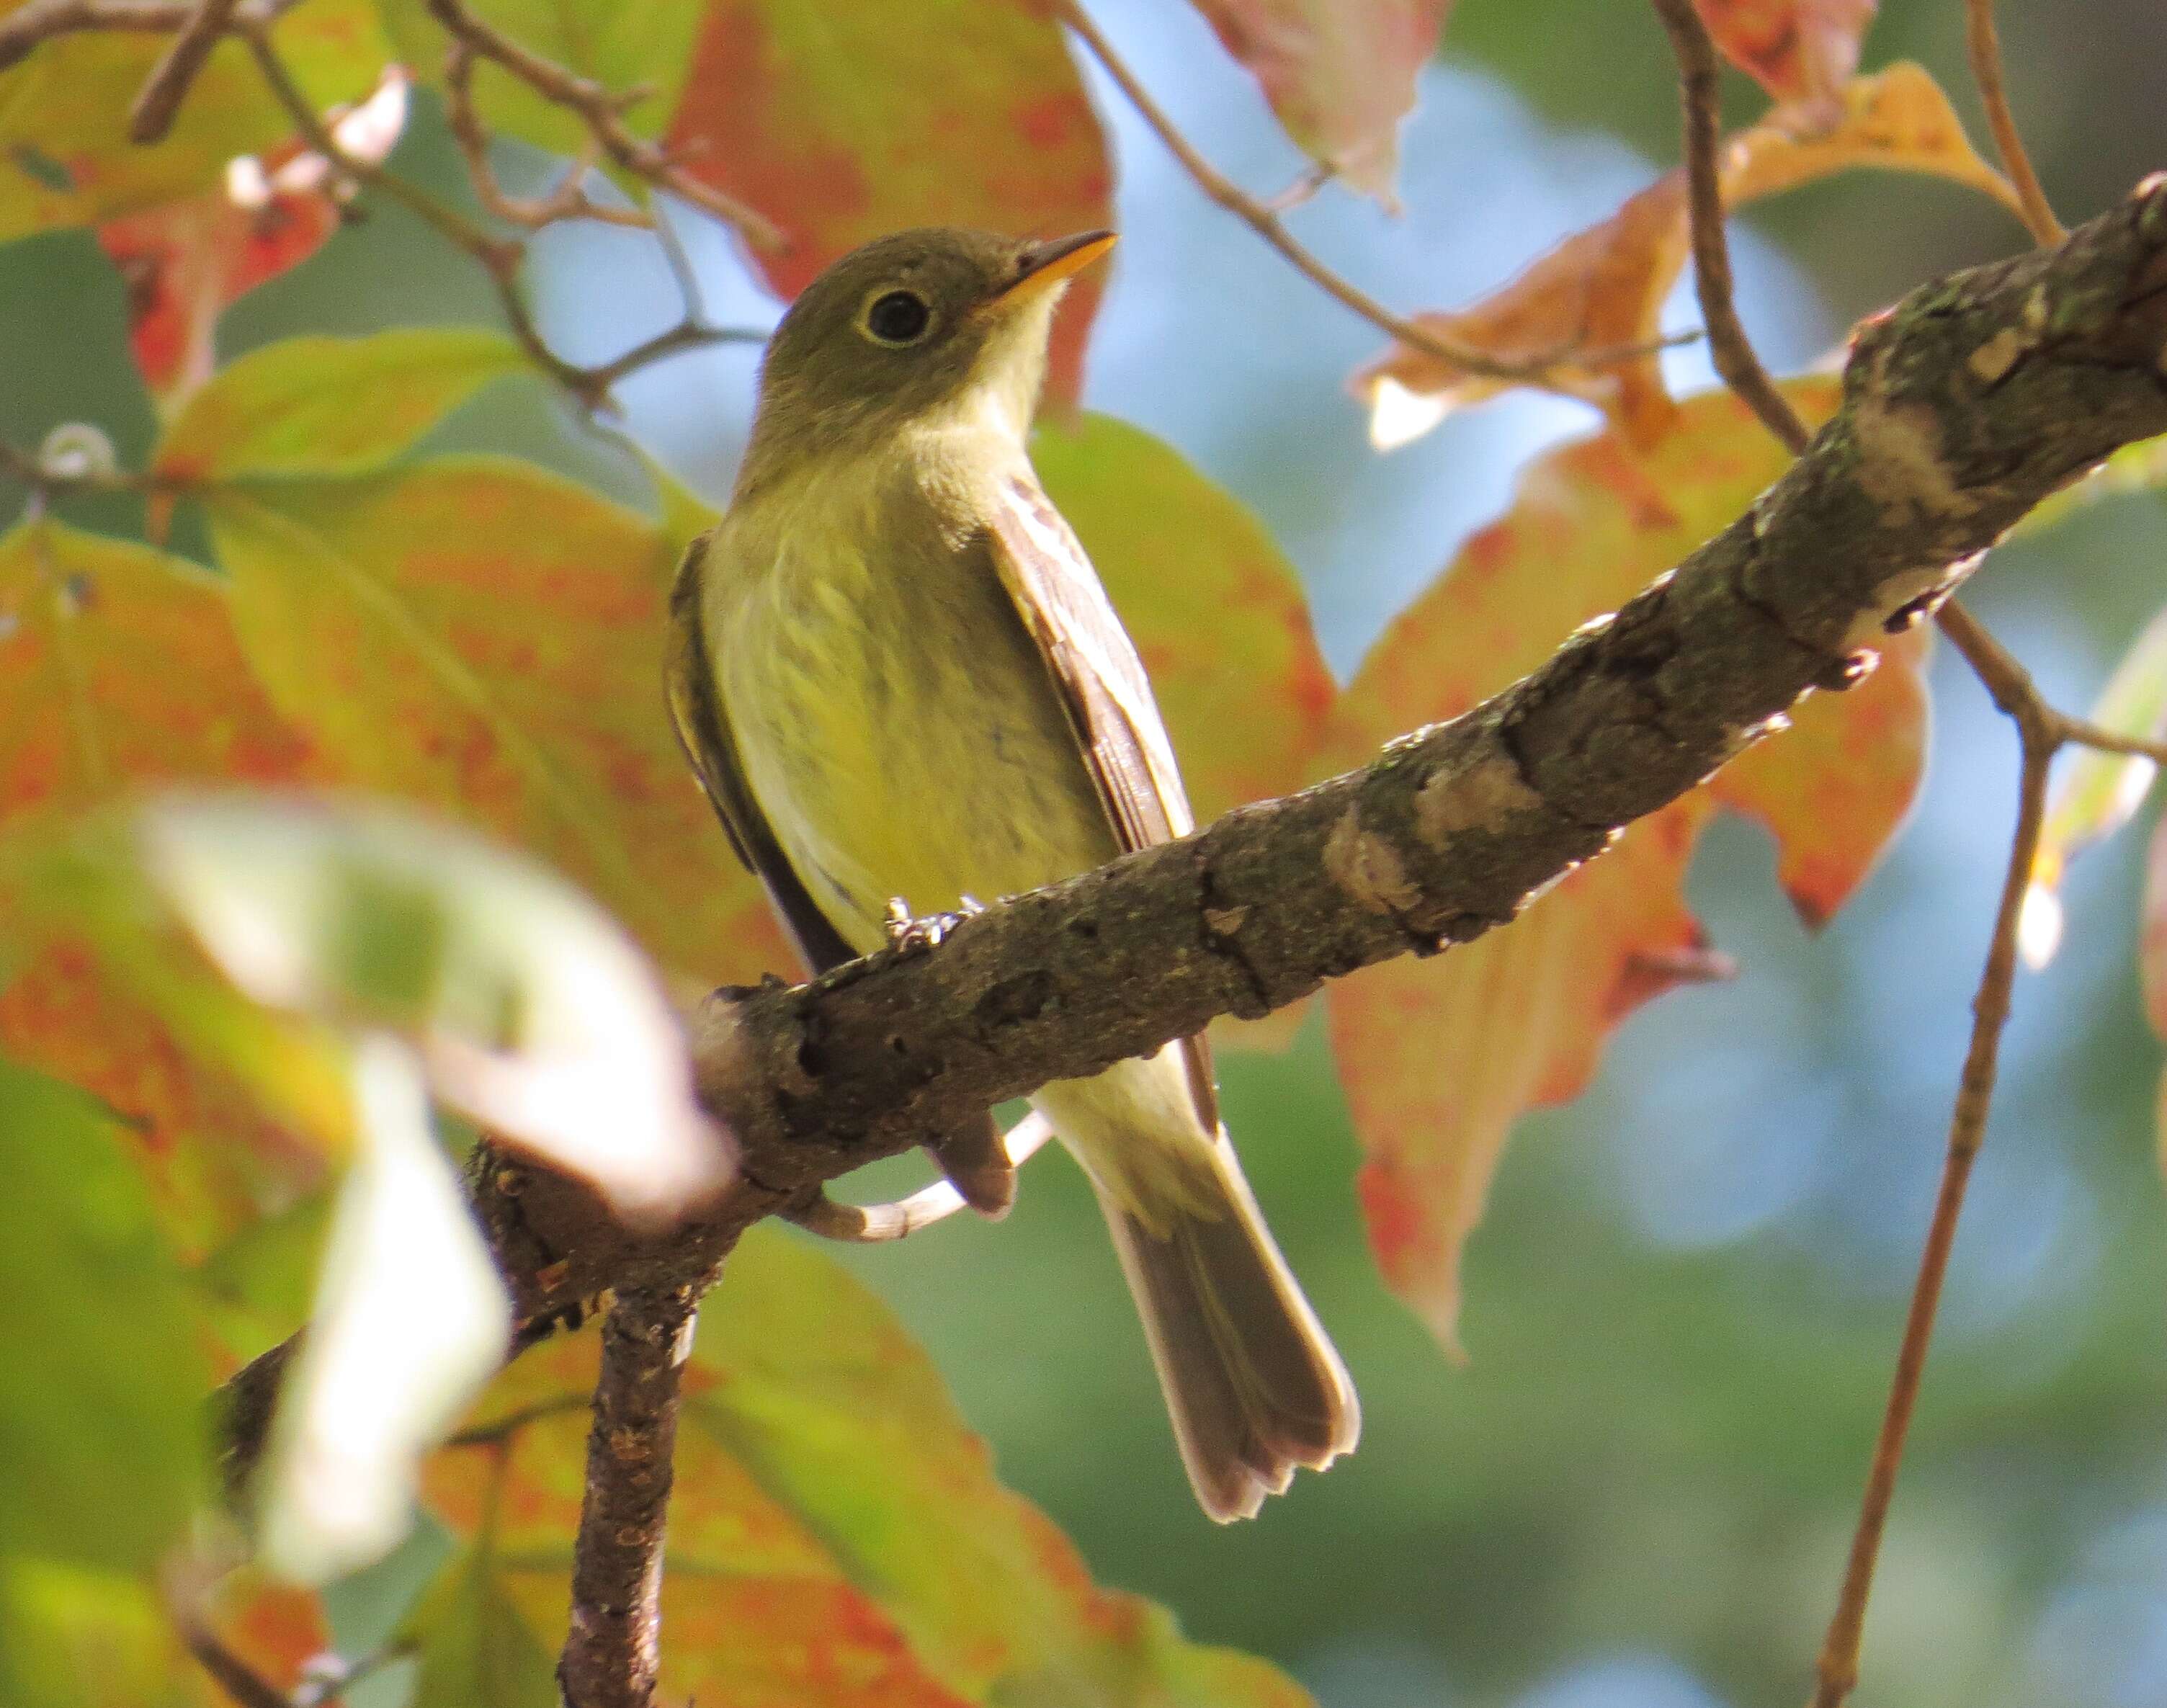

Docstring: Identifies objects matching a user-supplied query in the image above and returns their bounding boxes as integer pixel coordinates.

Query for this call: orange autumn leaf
[1352,62,2016,450]
[663,0,1114,403]
[1323,381,1927,1347]
[97,68,409,408]
[1692,0,1877,115]
[418,1229,1308,1708]
[1185,0,1453,205]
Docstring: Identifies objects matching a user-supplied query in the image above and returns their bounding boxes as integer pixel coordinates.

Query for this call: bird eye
[863,289,931,345]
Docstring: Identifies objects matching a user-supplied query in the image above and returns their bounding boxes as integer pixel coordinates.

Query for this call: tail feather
[1095,1141,1359,1522]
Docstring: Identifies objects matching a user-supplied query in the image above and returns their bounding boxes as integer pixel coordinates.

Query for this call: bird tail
[1092,1137,1359,1522]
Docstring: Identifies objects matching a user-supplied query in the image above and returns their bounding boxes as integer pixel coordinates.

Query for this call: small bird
[666,226,1357,1520]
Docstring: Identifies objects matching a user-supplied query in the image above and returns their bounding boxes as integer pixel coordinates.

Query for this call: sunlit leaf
[1691,0,1877,115]
[424,1229,1310,1707]
[2025,603,2167,969]
[258,1038,509,1584]
[203,458,785,988]
[1324,380,1926,1346]
[98,69,411,408]
[1184,0,1451,204]
[154,328,526,483]
[0,1058,205,1574]
[0,1,388,242]
[138,791,729,1220]
[663,0,1114,401]
[1352,63,2012,448]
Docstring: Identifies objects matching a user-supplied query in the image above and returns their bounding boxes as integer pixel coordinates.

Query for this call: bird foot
[882,893,982,954]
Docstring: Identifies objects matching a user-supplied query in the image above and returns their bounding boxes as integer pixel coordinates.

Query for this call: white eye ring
[858,287,934,346]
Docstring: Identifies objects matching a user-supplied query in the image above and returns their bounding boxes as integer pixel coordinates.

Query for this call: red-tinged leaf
[663,0,1114,402]
[97,70,411,408]
[192,1570,333,1704]
[1185,0,1451,205]
[0,0,388,243]
[1035,411,1333,1050]
[377,0,705,164]
[1692,0,1876,114]
[0,521,331,1208]
[154,328,525,485]
[423,1230,1309,1708]
[2027,602,2167,969]
[203,464,787,990]
[1324,380,1926,1347]
[1353,63,2010,449]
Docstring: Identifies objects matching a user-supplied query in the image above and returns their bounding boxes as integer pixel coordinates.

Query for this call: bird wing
[666,532,1016,1215]
[984,473,1221,1135]
[665,532,858,975]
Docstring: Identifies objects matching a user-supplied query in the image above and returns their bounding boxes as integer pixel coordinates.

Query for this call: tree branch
[213,183,2167,1490]
[558,1284,699,1708]
[1965,0,2066,247]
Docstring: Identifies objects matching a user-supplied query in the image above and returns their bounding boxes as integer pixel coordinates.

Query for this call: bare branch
[558,1285,700,1708]
[1810,599,2058,1708]
[442,37,649,231]
[181,1619,294,1708]
[1648,0,1813,455]
[1058,0,1686,386]
[1965,0,2066,247]
[0,0,291,73]
[420,0,785,251]
[126,0,239,143]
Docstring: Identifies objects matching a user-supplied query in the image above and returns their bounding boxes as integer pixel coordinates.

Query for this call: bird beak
[991,229,1117,308]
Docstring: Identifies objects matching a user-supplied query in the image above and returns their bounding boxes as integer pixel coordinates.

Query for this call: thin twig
[126,0,239,143]
[182,1621,294,1708]
[1058,0,1686,386]
[1810,600,2059,1708]
[1965,0,2065,246]
[558,1285,698,1708]
[1648,0,1812,455]
[0,0,292,73]
[442,37,648,231]
[421,0,785,251]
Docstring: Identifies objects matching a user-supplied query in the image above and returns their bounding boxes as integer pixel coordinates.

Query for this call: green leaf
[203,460,784,988]
[1324,380,1927,1347]
[424,1229,1310,1707]
[406,1534,560,1708]
[0,1,389,241]
[0,1058,205,1574]
[378,0,706,161]
[661,0,1114,401]
[0,1560,192,1708]
[153,329,527,483]
[2024,600,2167,967]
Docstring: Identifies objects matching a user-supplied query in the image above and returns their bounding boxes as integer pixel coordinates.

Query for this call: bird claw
[883,895,977,953]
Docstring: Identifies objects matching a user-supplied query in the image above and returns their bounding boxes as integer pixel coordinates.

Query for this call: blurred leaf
[406,1534,559,1708]
[195,1189,333,1366]
[204,458,786,987]
[1352,63,2014,449]
[1323,380,1926,1346]
[2013,432,2167,537]
[0,1058,205,1573]
[1036,412,1334,1051]
[155,328,526,483]
[98,69,412,409]
[138,790,728,1220]
[663,0,1114,401]
[378,0,705,162]
[424,1228,1310,1707]
[1184,0,1452,204]
[0,1,388,242]
[2024,602,2167,970]
[259,1037,509,1584]
[0,1560,191,1708]
[2142,816,2167,1042]
[1690,0,1875,115]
